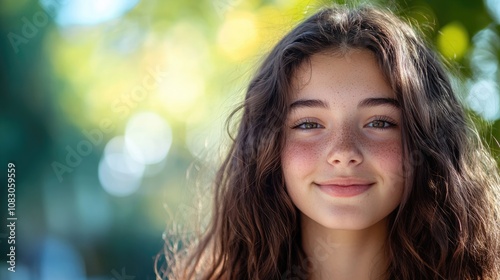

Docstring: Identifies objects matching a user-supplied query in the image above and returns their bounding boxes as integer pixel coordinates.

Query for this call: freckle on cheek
[285,141,325,168]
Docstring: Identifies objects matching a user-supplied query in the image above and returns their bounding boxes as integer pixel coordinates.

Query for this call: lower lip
[317,184,373,197]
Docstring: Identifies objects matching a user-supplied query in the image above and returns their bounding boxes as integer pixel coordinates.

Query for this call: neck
[301,215,390,280]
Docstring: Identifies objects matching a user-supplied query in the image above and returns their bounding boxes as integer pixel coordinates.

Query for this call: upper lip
[315,177,375,186]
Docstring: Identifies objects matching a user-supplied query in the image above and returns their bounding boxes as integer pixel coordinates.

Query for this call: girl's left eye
[366,118,397,129]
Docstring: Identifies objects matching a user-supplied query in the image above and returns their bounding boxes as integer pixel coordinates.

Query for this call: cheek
[363,138,404,181]
[281,138,328,177]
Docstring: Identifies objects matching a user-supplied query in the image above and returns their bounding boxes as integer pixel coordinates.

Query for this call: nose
[326,129,363,167]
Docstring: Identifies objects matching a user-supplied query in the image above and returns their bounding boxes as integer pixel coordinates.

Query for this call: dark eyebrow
[288,97,400,111]
[357,97,400,109]
[289,99,329,111]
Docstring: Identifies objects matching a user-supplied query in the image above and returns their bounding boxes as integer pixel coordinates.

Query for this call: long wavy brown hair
[158,4,500,279]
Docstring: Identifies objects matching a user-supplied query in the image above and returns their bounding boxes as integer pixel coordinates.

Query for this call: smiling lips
[315,178,375,197]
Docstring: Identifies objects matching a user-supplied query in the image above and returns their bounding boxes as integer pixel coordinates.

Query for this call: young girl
[160,4,500,279]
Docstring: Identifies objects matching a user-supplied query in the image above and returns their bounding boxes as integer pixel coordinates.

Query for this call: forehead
[290,49,394,101]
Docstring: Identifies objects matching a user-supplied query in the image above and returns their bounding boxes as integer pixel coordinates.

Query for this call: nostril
[327,149,363,166]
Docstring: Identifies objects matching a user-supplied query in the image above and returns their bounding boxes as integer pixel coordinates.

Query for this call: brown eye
[371,120,386,128]
[366,119,396,129]
[293,122,323,130]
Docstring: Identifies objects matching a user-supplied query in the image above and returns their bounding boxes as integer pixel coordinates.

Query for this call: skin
[281,49,405,279]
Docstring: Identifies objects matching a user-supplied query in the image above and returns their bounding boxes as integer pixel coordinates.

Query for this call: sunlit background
[1,0,500,279]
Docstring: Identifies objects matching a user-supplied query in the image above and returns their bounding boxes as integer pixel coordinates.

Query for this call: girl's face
[281,49,404,231]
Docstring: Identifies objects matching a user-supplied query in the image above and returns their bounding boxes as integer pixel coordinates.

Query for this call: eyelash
[291,118,324,130]
[291,116,397,130]
[365,115,397,129]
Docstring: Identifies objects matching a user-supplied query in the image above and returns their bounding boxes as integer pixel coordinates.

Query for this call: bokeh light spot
[217,11,259,60]
[437,22,469,60]
[470,27,499,79]
[41,0,139,27]
[156,22,208,117]
[486,0,500,23]
[98,136,145,197]
[124,112,172,165]
[467,79,500,121]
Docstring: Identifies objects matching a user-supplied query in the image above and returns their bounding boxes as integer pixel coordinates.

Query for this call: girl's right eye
[292,121,324,130]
